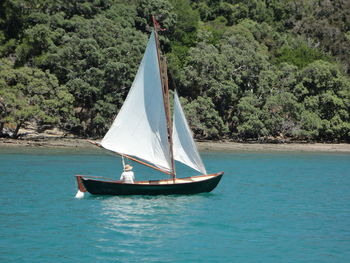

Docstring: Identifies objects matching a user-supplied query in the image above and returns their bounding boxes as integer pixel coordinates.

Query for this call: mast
[163,57,176,177]
[152,16,176,179]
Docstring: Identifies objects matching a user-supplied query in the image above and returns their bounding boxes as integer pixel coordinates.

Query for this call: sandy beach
[197,141,350,153]
[1,138,349,153]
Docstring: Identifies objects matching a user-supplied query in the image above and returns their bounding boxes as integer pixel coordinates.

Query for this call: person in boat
[120,164,135,183]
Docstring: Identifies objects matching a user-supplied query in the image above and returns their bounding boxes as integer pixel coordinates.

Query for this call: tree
[0,59,73,138]
[262,92,302,138]
[235,94,267,139]
[298,61,350,141]
[181,95,228,140]
[39,11,147,136]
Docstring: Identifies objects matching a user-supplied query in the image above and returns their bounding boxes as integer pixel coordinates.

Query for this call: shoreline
[1,138,349,153]
[198,141,350,153]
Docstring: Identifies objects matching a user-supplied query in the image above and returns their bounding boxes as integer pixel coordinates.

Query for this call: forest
[0,0,349,142]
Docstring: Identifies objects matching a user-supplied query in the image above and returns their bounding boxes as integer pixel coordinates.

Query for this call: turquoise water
[1,147,350,263]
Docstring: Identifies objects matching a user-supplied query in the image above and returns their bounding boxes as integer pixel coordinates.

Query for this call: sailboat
[75,17,224,196]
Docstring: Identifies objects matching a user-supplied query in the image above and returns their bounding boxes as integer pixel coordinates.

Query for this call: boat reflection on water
[101,196,184,228]
[92,195,203,259]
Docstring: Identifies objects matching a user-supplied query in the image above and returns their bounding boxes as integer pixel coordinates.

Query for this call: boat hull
[76,172,224,196]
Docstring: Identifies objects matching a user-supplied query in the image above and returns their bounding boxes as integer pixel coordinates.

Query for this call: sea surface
[1,147,350,263]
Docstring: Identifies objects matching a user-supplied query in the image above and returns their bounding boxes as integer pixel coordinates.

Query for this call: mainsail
[172,92,207,174]
[101,31,172,171]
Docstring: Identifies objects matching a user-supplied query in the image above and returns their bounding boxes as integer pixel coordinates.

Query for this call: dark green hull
[77,172,223,196]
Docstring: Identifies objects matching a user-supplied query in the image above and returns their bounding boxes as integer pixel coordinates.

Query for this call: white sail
[101,31,171,171]
[172,92,207,174]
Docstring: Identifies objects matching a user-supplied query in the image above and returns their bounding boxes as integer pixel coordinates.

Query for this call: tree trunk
[0,122,4,136]
[12,122,22,139]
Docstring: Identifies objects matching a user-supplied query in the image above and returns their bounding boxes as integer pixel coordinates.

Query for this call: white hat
[124,164,133,171]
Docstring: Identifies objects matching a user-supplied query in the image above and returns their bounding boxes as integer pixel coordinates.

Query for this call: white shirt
[120,171,135,183]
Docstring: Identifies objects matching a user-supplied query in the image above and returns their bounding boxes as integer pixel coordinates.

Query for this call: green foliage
[296,61,350,141]
[0,59,73,137]
[274,42,331,68]
[262,92,302,137]
[31,6,147,135]
[298,111,322,139]
[181,96,228,140]
[166,0,199,84]
[291,0,350,73]
[0,0,349,142]
[235,95,267,139]
[136,0,176,33]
